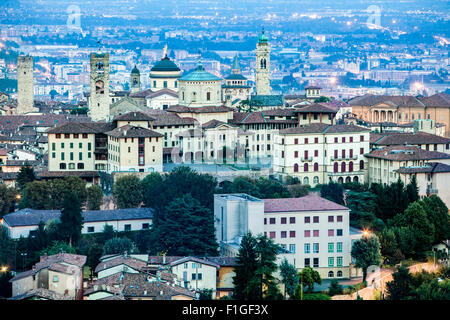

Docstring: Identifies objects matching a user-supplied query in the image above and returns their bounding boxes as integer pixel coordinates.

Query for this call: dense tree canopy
[351,235,381,283]
[112,175,143,209]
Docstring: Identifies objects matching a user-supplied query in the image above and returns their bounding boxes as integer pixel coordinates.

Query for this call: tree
[142,172,167,211]
[99,224,116,244]
[0,225,12,266]
[232,232,260,300]
[378,228,400,263]
[254,234,282,299]
[102,237,136,255]
[346,190,377,229]
[16,164,36,191]
[152,194,218,256]
[420,195,449,243]
[58,192,84,246]
[40,240,77,256]
[287,184,309,198]
[328,279,343,296]
[86,185,103,210]
[351,235,381,283]
[299,267,322,293]
[113,175,143,208]
[21,180,52,209]
[279,258,298,299]
[320,182,344,205]
[386,266,414,300]
[406,175,419,204]
[0,271,13,298]
[0,185,18,216]
[392,201,434,255]
[86,244,103,278]
[314,96,330,103]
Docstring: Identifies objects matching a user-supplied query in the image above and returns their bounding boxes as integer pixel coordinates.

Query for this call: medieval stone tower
[255,28,271,95]
[17,56,34,114]
[130,65,141,94]
[88,53,110,122]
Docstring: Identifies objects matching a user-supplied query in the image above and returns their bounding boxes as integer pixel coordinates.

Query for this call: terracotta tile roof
[294,103,337,113]
[106,124,163,138]
[169,256,220,268]
[121,273,196,299]
[167,105,233,114]
[262,108,297,116]
[279,123,329,134]
[8,288,74,300]
[95,255,147,274]
[0,114,90,134]
[324,124,370,133]
[370,132,450,146]
[129,88,154,98]
[10,253,86,282]
[113,111,156,122]
[46,122,114,134]
[202,119,230,129]
[263,194,348,213]
[365,145,450,161]
[348,94,426,107]
[147,256,185,265]
[418,93,450,107]
[396,162,450,174]
[203,256,238,267]
[143,110,197,126]
[144,89,178,99]
[84,273,123,296]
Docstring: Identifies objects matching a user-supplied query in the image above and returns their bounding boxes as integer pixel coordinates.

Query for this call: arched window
[69,163,75,170]
[260,58,266,69]
[360,160,364,170]
[192,92,197,102]
[345,176,351,183]
[304,163,309,172]
[337,270,343,277]
[314,162,319,171]
[341,162,346,173]
[313,176,319,184]
[95,80,104,94]
[334,162,338,173]
[77,163,84,170]
[353,176,359,183]
[303,177,309,185]
[294,163,299,173]
[328,271,334,278]
[349,161,353,172]
[59,163,66,170]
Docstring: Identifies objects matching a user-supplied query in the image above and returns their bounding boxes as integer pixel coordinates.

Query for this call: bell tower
[88,52,110,122]
[130,65,141,94]
[255,27,271,95]
[17,56,35,114]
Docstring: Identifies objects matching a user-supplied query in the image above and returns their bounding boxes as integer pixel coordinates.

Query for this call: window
[192,263,196,269]
[206,92,211,101]
[79,152,83,161]
[304,163,309,172]
[124,224,131,231]
[328,229,334,237]
[56,134,61,139]
[53,276,59,282]
[269,232,276,239]
[64,134,70,139]
[360,135,364,142]
[88,143,91,151]
[304,243,310,253]
[192,274,196,280]
[337,229,343,236]
[197,273,202,280]
[313,216,319,223]
[294,163,299,173]
[184,263,188,269]
[294,138,298,144]
[290,231,296,238]
[87,226,95,233]
[337,257,343,267]
[77,163,84,170]
[360,147,364,155]
[281,217,287,224]
[304,230,311,237]
[313,258,319,268]
[70,152,73,161]
[59,163,66,170]
[304,258,310,267]
[289,217,295,224]
[314,137,318,143]
[350,137,353,142]
[281,231,287,238]
[359,160,364,170]
[52,152,56,159]
[305,138,308,144]
[337,242,343,253]
[79,142,82,148]
[328,216,334,223]
[289,244,296,253]
[314,150,318,157]
[313,230,319,237]
[52,143,55,151]
[270,218,275,224]
[294,151,298,158]
[304,217,310,223]
[328,257,334,267]
[328,243,334,253]
[313,243,319,253]
[328,271,334,278]
[142,223,150,230]
[74,134,79,139]
[264,218,267,225]
[334,137,338,143]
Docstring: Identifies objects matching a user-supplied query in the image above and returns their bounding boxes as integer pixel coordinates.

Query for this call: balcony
[301,156,313,162]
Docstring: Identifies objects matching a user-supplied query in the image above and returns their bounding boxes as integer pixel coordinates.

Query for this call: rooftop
[263,194,348,213]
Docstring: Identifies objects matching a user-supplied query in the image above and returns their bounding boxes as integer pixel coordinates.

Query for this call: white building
[1,208,154,239]
[214,193,355,279]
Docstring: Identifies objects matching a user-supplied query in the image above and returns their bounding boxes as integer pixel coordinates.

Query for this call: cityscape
[0,0,448,306]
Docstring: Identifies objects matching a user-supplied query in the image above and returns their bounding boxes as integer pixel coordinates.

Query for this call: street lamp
[362,229,370,238]
[1,266,7,273]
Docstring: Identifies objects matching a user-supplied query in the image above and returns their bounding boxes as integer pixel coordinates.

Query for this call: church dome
[151,56,180,72]
[131,65,140,74]
[179,63,221,82]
